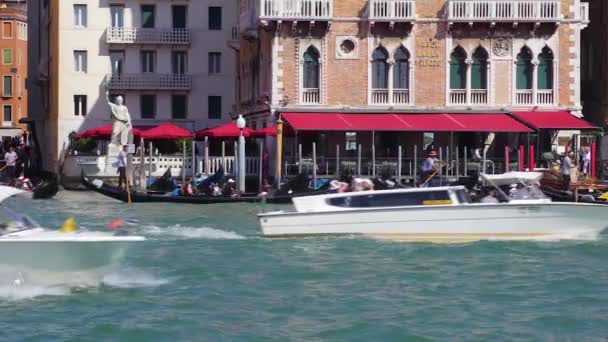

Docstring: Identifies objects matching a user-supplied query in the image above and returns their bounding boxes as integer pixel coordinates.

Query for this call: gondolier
[561,151,573,190]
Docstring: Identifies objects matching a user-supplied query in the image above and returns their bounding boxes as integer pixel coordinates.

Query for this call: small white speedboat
[0,186,144,273]
[258,172,608,242]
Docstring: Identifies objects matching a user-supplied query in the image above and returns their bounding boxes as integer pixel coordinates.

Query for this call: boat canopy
[0,186,23,203]
[482,172,543,186]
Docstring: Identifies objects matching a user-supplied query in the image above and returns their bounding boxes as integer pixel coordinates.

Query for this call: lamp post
[236,114,246,192]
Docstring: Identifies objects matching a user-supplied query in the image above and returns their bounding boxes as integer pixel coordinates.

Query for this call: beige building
[28,0,238,171]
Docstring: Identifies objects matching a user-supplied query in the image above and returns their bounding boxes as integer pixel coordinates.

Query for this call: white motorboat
[258,172,608,242]
[0,186,144,281]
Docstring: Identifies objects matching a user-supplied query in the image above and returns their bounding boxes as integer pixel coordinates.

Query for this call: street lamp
[236,114,246,192]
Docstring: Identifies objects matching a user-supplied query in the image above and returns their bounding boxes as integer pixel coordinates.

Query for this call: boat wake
[102,268,172,288]
[0,284,70,301]
[140,224,246,240]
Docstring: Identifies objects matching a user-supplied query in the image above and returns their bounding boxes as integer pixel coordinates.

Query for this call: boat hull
[0,229,144,272]
[259,203,608,241]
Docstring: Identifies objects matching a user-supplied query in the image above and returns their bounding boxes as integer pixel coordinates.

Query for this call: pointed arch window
[516,47,533,90]
[303,46,320,89]
[372,47,389,89]
[537,46,554,90]
[471,47,488,90]
[393,46,410,90]
[449,47,467,89]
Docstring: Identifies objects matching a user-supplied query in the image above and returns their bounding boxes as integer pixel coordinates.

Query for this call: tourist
[223,179,237,197]
[481,189,499,203]
[351,178,374,191]
[117,145,128,190]
[183,178,194,196]
[561,151,573,190]
[261,178,272,193]
[4,146,18,183]
[581,148,591,176]
[329,180,349,193]
[211,182,223,196]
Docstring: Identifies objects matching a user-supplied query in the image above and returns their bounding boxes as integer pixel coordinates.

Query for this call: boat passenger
[481,190,499,203]
[211,182,223,196]
[223,179,238,197]
[508,184,519,197]
[183,178,194,196]
[329,180,349,193]
[351,178,374,192]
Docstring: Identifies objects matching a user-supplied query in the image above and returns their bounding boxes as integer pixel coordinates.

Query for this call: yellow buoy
[60,217,77,233]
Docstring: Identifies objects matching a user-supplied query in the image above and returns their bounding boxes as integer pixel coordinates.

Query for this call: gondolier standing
[117,145,128,190]
[561,151,574,190]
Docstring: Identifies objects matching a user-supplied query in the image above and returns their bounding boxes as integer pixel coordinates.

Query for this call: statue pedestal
[104,144,121,173]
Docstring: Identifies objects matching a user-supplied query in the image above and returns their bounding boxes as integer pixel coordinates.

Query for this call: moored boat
[258,172,608,242]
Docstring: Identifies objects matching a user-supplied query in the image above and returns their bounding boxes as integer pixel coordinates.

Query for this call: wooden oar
[126,176,132,205]
[421,162,447,187]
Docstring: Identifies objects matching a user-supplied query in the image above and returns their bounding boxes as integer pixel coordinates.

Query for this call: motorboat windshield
[481,172,549,202]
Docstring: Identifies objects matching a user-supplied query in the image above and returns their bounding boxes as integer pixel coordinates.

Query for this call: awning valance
[511,111,597,129]
[196,122,254,139]
[140,122,193,139]
[281,112,533,132]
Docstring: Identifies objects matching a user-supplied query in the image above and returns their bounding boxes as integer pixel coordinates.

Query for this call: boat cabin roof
[482,172,542,186]
[292,186,470,213]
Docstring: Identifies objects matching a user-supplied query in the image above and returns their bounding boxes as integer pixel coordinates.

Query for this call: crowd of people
[1,137,32,189]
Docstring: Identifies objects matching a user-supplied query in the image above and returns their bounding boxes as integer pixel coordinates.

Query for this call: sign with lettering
[415,39,441,67]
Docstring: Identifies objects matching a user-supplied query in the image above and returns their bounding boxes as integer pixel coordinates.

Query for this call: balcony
[301,88,320,104]
[369,0,416,22]
[447,0,562,25]
[371,89,411,105]
[105,74,192,91]
[449,89,488,105]
[515,89,553,106]
[106,27,191,45]
[259,0,333,22]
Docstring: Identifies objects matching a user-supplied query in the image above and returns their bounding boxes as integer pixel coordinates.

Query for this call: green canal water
[1,191,608,340]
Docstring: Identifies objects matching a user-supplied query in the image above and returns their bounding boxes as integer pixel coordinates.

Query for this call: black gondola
[541,186,608,205]
[81,171,325,204]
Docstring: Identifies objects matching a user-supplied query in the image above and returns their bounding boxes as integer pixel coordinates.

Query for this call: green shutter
[3,49,11,64]
[142,6,155,28]
[537,49,553,90]
[516,49,533,90]
[449,59,466,89]
[471,49,487,89]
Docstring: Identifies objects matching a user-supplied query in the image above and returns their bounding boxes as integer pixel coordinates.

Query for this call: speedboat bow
[0,186,144,277]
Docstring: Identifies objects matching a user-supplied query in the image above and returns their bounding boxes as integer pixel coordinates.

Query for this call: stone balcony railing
[369,0,416,22]
[449,89,488,105]
[105,74,192,91]
[448,0,562,23]
[106,27,191,45]
[371,88,410,105]
[301,88,320,104]
[259,0,333,21]
[515,89,554,106]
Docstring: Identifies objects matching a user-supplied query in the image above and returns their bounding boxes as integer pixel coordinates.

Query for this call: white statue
[106,90,133,148]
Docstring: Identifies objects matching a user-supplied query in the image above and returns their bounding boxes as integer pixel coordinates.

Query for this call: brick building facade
[0,1,27,139]
[237,0,591,176]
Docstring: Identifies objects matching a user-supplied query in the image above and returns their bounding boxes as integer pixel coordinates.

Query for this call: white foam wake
[0,285,69,301]
[102,269,171,288]
[141,225,246,240]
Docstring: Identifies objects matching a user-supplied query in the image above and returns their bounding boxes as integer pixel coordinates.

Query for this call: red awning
[75,124,150,139]
[510,111,597,129]
[140,122,193,139]
[196,122,254,139]
[251,125,277,137]
[281,112,532,132]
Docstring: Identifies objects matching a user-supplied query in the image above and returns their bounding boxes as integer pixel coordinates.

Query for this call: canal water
[1,191,608,340]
